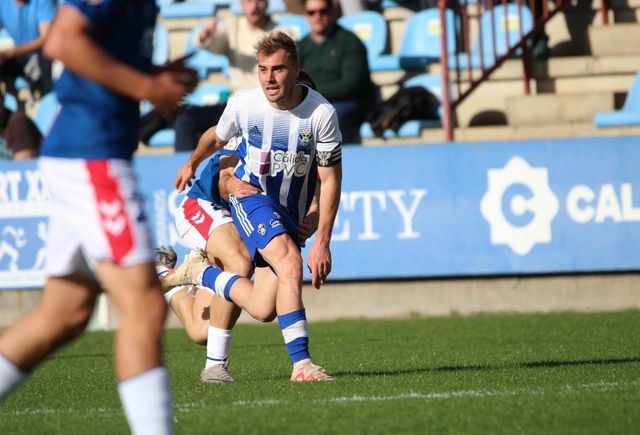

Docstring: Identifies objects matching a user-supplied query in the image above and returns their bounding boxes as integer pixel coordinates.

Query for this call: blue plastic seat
[594,73,640,127]
[3,93,18,112]
[160,0,222,19]
[275,14,311,40]
[397,8,457,70]
[184,24,230,78]
[453,4,533,70]
[230,0,286,15]
[148,129,176,147]
[152,23,170,65]
[185,83,232,106]
[360,73,444,139]
[34,93,60,135]
[338,11,399,72]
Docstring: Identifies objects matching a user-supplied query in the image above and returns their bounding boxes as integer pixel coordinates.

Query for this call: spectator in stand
[173,0,291,151]
[299,0,376,143]
[0,0,57,101]
[0,92,41,160]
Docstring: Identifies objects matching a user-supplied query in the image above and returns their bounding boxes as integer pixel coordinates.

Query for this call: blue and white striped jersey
[216,86,341,222]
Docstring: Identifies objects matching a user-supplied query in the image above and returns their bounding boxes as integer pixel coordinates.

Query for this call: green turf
[1,310,639,434]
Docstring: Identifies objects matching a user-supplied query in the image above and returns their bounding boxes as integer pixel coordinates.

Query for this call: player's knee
[218,249,252,278]
[120,286,168,330]
[278,249,303,284]
[252,308,276,323]
[43,303,93,342]
[186,326,208,346]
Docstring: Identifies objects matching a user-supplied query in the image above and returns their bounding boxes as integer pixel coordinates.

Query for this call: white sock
[163,286,183,304]
[118,366,173,435]
[0,353,26,400]
[205,326,232,369]
[155,264,170,280]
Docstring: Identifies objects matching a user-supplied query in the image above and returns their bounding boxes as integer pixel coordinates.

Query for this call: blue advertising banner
[1,136,639,289]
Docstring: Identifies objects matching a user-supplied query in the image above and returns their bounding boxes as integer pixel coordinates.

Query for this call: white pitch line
[2,380,638,417]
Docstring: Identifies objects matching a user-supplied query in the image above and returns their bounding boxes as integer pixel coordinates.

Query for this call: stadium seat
[230,0,286,15]
[184,24,230,79]
[152,23,170,65]
[337,11,399,72]
[275,14,311,40]
[185,83,232,106]
[3,93,18,112]
[397,8,457,70]
[160,0,224,19]
[360,73,444,139]
[453,4,533,70]
[148,129,176,147]
[34,93,59,135]
[594,73,640,127]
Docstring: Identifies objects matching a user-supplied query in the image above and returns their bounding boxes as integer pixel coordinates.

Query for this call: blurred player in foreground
[166,31,342,382]
[0,2,197,434]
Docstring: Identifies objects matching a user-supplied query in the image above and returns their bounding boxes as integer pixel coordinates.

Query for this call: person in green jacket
[299,0,376,143]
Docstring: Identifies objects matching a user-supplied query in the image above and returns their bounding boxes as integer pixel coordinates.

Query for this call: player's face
[242,0,268,27]
[258,48,300,109]
[305,0,332,35]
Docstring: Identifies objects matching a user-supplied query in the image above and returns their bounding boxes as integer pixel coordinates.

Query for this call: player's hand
[199,18,218,43]
[228,176,260,198]
[148,68,198,120]
[307,241,331,289]
[297,212,318,245]
[175,162,197,192]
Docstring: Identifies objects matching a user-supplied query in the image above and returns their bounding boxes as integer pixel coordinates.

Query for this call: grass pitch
[1,310,639,434]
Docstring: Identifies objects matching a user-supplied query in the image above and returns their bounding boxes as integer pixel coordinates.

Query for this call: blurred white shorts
[39,157,154,277]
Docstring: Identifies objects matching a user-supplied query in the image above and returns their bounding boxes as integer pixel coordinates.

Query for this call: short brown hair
[254,31,299,64]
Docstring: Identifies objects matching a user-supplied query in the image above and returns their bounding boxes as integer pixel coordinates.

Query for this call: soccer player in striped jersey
[168,31,342,381]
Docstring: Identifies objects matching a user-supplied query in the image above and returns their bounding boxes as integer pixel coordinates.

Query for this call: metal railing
[438,0,570,140]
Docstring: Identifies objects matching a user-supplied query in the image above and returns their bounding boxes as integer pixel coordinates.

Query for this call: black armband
[316,147,342,167]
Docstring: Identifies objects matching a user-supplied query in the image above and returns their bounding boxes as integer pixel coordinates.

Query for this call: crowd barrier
[1,136,639,289]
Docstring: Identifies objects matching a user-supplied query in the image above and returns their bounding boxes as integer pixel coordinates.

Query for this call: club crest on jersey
[298,130,314,148]
[257,223,267,236]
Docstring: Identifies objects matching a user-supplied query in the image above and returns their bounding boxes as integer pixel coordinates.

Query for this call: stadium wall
[1,137,639,328]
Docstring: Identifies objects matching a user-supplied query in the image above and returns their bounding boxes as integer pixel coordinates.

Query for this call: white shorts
[175,197,233,250]
[40,157,154,277]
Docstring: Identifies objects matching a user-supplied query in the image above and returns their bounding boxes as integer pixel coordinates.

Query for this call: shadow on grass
[332,356,640,378]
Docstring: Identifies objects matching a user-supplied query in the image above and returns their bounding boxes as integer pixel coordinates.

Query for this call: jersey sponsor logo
[269,218,282,228]
[298,129,314,149]
[270,150,311,177]
[480,156,559,255]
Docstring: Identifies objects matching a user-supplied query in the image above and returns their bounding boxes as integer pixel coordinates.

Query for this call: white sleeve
[216,93,239,141]
[315,106,342,152]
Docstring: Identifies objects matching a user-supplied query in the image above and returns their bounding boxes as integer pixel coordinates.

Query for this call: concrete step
[429,54,640,83]
[506,92,614,126]
[589,23,640,56]
[361,121,640,146]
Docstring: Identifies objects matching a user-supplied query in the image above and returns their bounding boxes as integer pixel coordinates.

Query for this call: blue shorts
[228,194,298,261]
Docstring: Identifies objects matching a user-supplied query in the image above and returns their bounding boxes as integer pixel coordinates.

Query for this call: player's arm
[175,126,229,192]
[218,154,260,200]
[308,158,342,289]
[43,5,196,118]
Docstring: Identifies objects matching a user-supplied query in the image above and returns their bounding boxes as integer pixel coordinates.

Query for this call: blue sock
[202,266,240,302]
[278,309,310,364]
